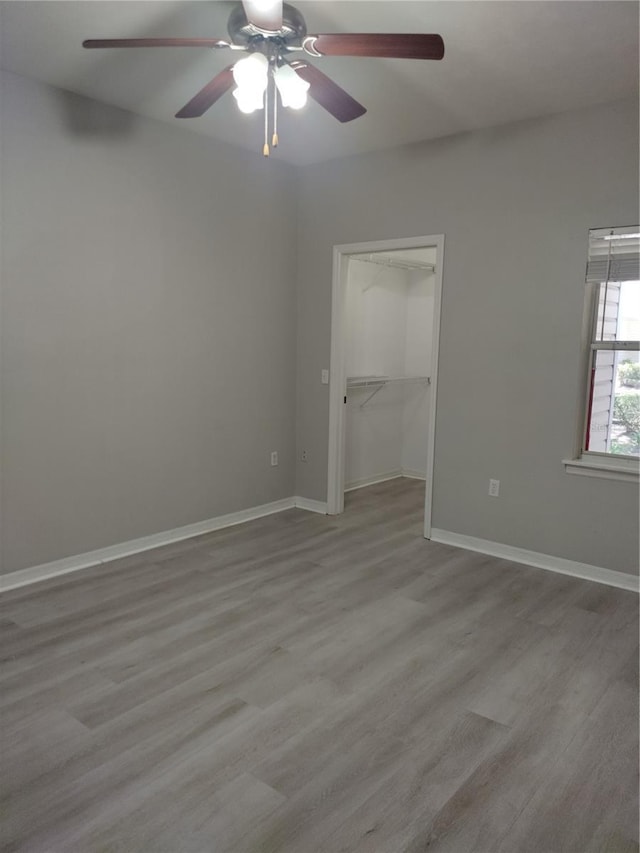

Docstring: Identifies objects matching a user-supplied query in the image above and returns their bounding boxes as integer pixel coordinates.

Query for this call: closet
[344,248,435,490]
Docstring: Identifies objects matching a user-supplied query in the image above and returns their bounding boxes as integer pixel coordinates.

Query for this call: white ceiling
[1,1,637,165]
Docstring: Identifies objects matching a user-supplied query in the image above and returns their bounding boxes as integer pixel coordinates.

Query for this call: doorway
[327,235,444,538]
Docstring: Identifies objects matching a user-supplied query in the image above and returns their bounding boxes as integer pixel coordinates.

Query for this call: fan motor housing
[227,2,307,45]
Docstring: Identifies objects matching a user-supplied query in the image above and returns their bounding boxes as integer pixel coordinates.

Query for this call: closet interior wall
[344,254,434,489]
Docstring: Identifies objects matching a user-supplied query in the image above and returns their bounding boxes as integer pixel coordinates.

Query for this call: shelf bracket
[359,382,386,408]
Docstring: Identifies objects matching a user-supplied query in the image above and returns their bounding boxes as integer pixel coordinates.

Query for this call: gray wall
[1,71,298,574]
[2,71,638,579]
[295,98,639,576]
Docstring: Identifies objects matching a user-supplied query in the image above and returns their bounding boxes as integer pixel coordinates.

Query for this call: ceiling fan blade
[305,33,444,60]
[290,61,366,123]
[175,66,235,118]
[83,38,230,49]
[241,0,283,32]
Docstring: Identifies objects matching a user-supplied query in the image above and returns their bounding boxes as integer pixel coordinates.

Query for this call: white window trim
[563,453,639,483]
[565,227,640,481]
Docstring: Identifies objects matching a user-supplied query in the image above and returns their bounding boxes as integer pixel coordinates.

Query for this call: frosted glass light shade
[232,87,264,114]
[274,63,309,109]
[233,53,269,91]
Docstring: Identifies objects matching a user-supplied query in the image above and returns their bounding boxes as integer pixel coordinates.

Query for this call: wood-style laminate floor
[1,478,638,853]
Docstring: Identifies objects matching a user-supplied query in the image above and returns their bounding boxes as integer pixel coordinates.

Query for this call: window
[576,226,640,476]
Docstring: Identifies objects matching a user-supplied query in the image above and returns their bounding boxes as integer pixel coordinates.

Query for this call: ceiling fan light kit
[82,0,444,156]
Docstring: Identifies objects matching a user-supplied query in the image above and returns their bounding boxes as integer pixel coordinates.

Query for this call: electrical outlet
[321,369,329,385]
[488,479,500,497]
[270,451,278,467]
[301,449,309,462]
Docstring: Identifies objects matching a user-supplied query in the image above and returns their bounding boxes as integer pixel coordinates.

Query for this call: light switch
[321,369,329,384]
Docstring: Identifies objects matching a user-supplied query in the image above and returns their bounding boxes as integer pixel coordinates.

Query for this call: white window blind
[586,226,640,284]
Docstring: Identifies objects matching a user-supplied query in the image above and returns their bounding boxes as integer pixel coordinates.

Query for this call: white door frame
[326,234,445,538]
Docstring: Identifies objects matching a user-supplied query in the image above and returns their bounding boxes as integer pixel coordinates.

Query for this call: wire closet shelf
[346,375,430,407]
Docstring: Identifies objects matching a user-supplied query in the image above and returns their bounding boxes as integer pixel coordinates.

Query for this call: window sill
[563,455,640,483]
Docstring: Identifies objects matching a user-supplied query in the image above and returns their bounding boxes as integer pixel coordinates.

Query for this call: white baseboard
[345,471,403,492]
[430,528,639,593]
[1,497,297,593]
[401,468,426,481]
[10,505,632,596]
[293,496,328,514]
[345,470,425,492]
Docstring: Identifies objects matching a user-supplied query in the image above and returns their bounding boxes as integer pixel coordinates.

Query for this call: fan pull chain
[272,72,279,148]
[263,81,270,157]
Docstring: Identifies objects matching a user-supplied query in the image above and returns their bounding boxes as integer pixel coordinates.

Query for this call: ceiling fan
[83,0,445,156]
